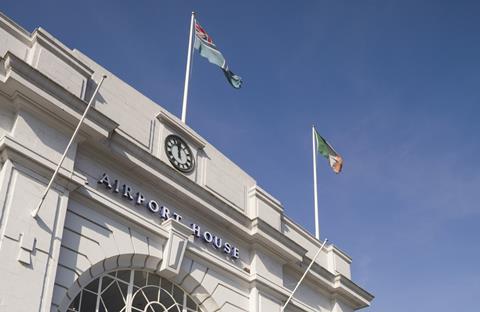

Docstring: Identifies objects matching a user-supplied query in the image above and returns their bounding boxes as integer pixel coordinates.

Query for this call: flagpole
[312,125,320,240]
[181,11,195,123]
[31,75,107,218]
[281,238,328,311]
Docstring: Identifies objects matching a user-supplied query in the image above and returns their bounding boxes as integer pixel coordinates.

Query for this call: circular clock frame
[164,134,195,173]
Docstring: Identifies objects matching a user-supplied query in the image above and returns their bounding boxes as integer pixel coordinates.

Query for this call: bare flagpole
[31,75,107,218]
[312,125,320,239]
[181,11,196,123]
[281,238,328,311]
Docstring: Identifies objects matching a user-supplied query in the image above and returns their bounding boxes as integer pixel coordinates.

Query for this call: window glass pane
[172,285,184,307]
[116,270,131,283]
[161,278,173,293]
[132,289,149,309]
[68,293,80,311]
[159,289,176,308]
[148,272,160,286]
[101,280,125,311]
[118,280,129,299]
[80,291,97,312]
[101,276,114,292]
[168,304,181,312]
[98,299,106,312]
[134,270,148,287]
[85,279,99,292]
[152,304,165,312]
[143,285,159,302]
[187,296,196,310]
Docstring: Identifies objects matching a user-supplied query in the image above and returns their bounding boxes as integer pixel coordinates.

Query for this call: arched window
[67,269,202,312]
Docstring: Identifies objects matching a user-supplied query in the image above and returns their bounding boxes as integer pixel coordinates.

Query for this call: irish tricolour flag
[194,20,242,89]
[315,130,343,174]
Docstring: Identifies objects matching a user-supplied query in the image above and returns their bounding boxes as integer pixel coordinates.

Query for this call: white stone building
[0,12,373,312]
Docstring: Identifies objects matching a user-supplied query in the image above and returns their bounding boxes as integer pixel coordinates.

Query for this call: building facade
[0,12,373,312]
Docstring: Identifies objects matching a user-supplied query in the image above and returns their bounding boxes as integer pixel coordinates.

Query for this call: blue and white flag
[194,20,242,89]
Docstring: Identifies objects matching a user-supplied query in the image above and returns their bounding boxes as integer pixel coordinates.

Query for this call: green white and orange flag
[314,130,343,174]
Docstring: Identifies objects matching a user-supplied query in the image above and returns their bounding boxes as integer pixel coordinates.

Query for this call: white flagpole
[181,11,196,123]
[31,75,107,218]
[281,238,328,311]
[312,125,320,240]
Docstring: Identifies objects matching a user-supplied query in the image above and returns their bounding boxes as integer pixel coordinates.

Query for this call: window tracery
[67,269,201,312]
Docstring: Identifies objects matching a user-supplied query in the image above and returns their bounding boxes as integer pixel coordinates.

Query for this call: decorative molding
[1,52,118,139]
[159,219,193,278]
[17,232,36,265]
[248,185,284,213]
[32,28,94,79]
[0,135,83,190]
[326,244,352,264]
[334,274,375,307]
[157,110,206,149]
[0,12,31,45]
[251,218,306,264]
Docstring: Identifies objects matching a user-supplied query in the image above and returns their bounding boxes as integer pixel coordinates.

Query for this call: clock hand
[176,143,182,159]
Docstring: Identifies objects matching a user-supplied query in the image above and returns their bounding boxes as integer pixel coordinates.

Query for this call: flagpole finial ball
[102,75,107,79]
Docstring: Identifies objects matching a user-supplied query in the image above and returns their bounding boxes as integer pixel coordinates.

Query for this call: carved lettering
[148,200,160,213]
[213,236,222,249]
[113,179,120,193]
[136,192,145,205]
[191,224,201,238]
[223,242,232,254]
[203,231,213,243]
[232,247,240,259]
[97,172,240,259]
[98,173,112,189]
[160,206,170,220]
[122,184,134,200]
[173,213,182,222]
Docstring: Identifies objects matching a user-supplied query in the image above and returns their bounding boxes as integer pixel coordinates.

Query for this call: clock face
[164,135,195,173]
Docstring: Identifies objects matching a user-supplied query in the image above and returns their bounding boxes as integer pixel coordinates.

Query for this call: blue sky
[3,1,480,311]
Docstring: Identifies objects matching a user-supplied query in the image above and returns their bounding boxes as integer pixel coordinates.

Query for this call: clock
[164,134,195,173]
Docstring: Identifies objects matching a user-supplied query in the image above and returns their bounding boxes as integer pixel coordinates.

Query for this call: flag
[194,20,242,89]
[315,130,343,174]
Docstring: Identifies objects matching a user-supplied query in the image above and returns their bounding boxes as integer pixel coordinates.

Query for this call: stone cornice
[0,135,83,191]
[334,274,375,308]
[1,52,118,140]
[250,218,305,262]
[0,11,94,79]
[282,263,374,310]
[186,243,372,311]
[248,185,284,213]
[32,28,94,79]
[283,216,353,264]
[0,11,31,45]
[157,111,206,149]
